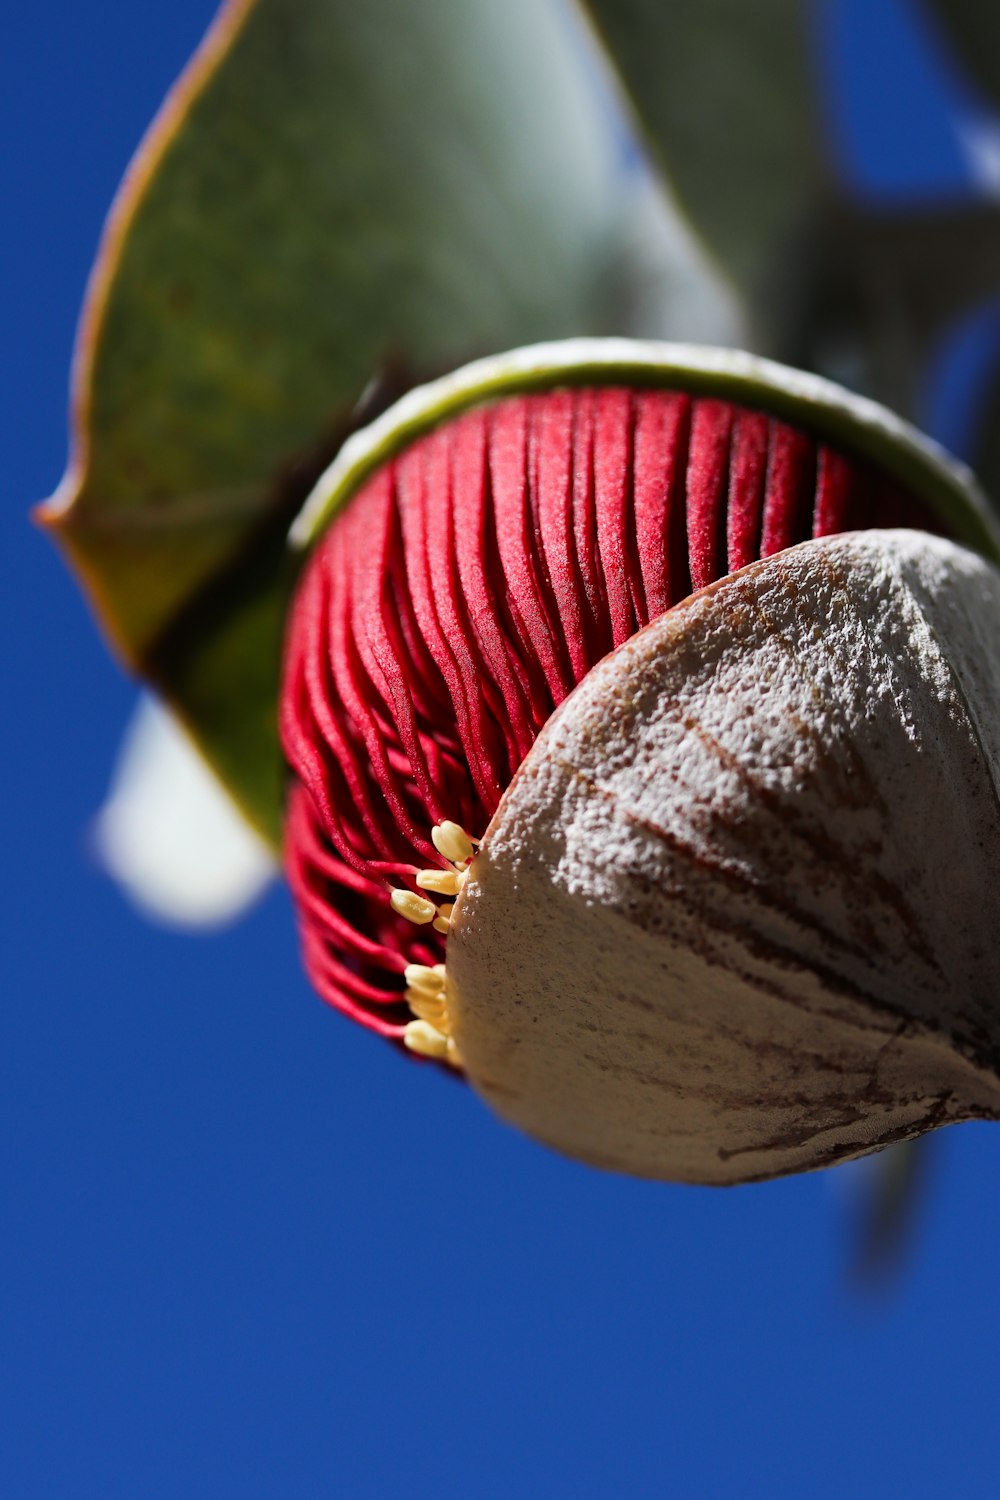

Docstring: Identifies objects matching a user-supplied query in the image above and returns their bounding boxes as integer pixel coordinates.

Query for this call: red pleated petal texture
[280,387,944,1043]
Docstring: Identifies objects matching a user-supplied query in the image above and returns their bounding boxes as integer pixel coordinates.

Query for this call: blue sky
[5,2,1000,1495]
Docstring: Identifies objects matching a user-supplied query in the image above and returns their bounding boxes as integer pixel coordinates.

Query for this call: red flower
[280,382,941,1059]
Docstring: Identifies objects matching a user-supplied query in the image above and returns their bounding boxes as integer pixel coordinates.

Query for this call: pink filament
[280,387,943,1043]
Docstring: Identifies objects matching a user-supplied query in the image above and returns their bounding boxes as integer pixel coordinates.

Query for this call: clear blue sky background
[5,2,1000,1495]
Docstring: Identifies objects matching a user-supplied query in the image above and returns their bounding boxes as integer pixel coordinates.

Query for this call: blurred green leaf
[581,0,1000,428]
[580,0,823,341]
[812,201,1000,423]
[916,1,1000,515]
[44,0,737,843]
[964,346,1000,509]
[920,0,1000,108]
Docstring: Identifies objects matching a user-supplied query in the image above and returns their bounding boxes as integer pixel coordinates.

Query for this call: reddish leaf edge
[33,0,256,670]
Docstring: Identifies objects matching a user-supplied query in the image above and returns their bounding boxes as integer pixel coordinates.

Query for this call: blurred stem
[798,199,1000,419]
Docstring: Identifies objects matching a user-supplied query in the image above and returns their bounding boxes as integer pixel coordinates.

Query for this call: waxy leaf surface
[45,0,737,843]
[580,0,822,334]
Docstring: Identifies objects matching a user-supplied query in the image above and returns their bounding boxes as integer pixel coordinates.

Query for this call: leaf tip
[32,465,79,535]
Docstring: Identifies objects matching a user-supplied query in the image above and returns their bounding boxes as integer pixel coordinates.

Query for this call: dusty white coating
[290,339,996,552]
[447,531,1000,1183]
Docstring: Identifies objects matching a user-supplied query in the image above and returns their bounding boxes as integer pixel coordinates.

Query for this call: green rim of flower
[291,338,1000,566]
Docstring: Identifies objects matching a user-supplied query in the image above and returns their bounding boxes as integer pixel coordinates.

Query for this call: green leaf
[964,344,1000,512]
[579,0,823,324]
[916,1,1000,514]
[815,201,1000,422]
[579,0,1000,443]
[920,0,1000,109]
[43,0,738,845]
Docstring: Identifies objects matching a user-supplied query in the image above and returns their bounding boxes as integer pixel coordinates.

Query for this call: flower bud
[280,340,1000,1179]
[448,528,1000,1181]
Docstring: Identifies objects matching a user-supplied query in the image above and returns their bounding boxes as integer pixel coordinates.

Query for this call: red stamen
[281,387,945,1042]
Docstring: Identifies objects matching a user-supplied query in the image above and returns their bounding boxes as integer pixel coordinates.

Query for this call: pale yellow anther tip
[407,991,447,1023]
[431,903,454,937]
[390,888,437,925]
[404,1019,450,1060]
[432,821,475,866]
[415,868,462,896]
[404,962,445,995]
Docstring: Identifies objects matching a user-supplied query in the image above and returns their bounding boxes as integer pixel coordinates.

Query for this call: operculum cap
[447,529,1000,1184]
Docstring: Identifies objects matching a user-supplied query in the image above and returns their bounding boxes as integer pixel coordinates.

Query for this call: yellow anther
[406,981,446,1007]
[432,821,475,866]
[415,868,463,896]
[431,901,454,937]
[390,889,437,925]
[403,963,445,996]
[402,953,459,1066]
[403,1019,450,1060]
[407,991,448,1024]
[390,818,472,1069]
